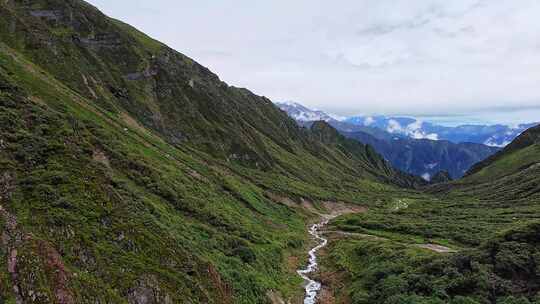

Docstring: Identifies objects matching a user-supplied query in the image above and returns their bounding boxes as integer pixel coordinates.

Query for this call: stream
[297,219,329,304]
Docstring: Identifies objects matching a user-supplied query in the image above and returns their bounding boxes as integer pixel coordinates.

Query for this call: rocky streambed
[297,219,329,304]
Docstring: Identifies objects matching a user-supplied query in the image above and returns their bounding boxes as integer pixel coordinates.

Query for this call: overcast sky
[87,0,540,124]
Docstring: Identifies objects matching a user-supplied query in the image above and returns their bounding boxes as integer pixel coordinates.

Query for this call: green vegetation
[323,126,540,303]
[465,124,540,180]
[0,0,418,303]
[325,223,540,304]
[0,0,539,303]
[0,55,310,303]
[324,222,540,304]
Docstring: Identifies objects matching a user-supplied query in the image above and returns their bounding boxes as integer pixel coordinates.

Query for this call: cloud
[87,0,540,122]
[484,137,511,147]
[424,133,440,140]
[410,130,439,140]
[387,119,403,133]
[385,119,439,139]
[407,120,423,131]
[406,121,439,140]
[364,116,375,126]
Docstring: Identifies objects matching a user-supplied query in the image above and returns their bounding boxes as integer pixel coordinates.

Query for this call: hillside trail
[323,229,457,254]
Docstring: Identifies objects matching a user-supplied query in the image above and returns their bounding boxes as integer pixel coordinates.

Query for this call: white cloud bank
[386,119,439,140]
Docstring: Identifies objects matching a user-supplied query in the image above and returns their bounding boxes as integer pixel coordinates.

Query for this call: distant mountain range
[341,130,499,180]
[276,101,519,179]
[277,101,538,147]
[345,115,537,147]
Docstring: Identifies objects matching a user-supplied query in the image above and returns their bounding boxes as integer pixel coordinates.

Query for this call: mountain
[2,1,539,303]
[430,170,452,183]
[274,102,537,147]
[0,1,419,303]
[346,115,538,147]
[464,123,540,183]
[342,131,500,179]
[275,101,412,141]
[274,101,343,122]
[308,121,426,188]
[347,115,440,140]
[324,124,540,304]
[278,102,500,179]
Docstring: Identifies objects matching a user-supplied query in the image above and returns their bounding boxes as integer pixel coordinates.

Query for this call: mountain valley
[0,1,539,304]
[277,102,504,179]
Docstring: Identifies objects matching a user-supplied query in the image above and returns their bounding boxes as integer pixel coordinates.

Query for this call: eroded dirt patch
[416,244,457,253]
[265,193,297,208]
[267,290,288,304]
[265,193,368,218]
[320,201,367,219]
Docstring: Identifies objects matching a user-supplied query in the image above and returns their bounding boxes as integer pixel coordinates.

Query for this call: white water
[297,219,329,304]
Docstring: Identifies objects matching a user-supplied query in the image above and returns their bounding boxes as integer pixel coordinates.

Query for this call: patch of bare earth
[120,112,155,137]
[38,241,75,304]
[206,264,234,304]
[317,273,343,304]
[265,193,298,208]
[416,244,457,253]
[300,198,320,214]
[320,201,367,219]
[1,204,75,303]
[267,290,288,304]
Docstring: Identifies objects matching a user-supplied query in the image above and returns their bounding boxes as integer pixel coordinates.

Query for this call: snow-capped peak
[275,101,342,122]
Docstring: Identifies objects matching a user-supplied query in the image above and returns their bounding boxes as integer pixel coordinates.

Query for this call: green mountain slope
[0,0,414,188]
[0,47,306,303]
[465,124,540,182]
[0,0,300,168]
[321,124,540,303]
[309,121,427,188]
[0,1,417,303]
[342,130,500,179]
[435,124,540,202]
